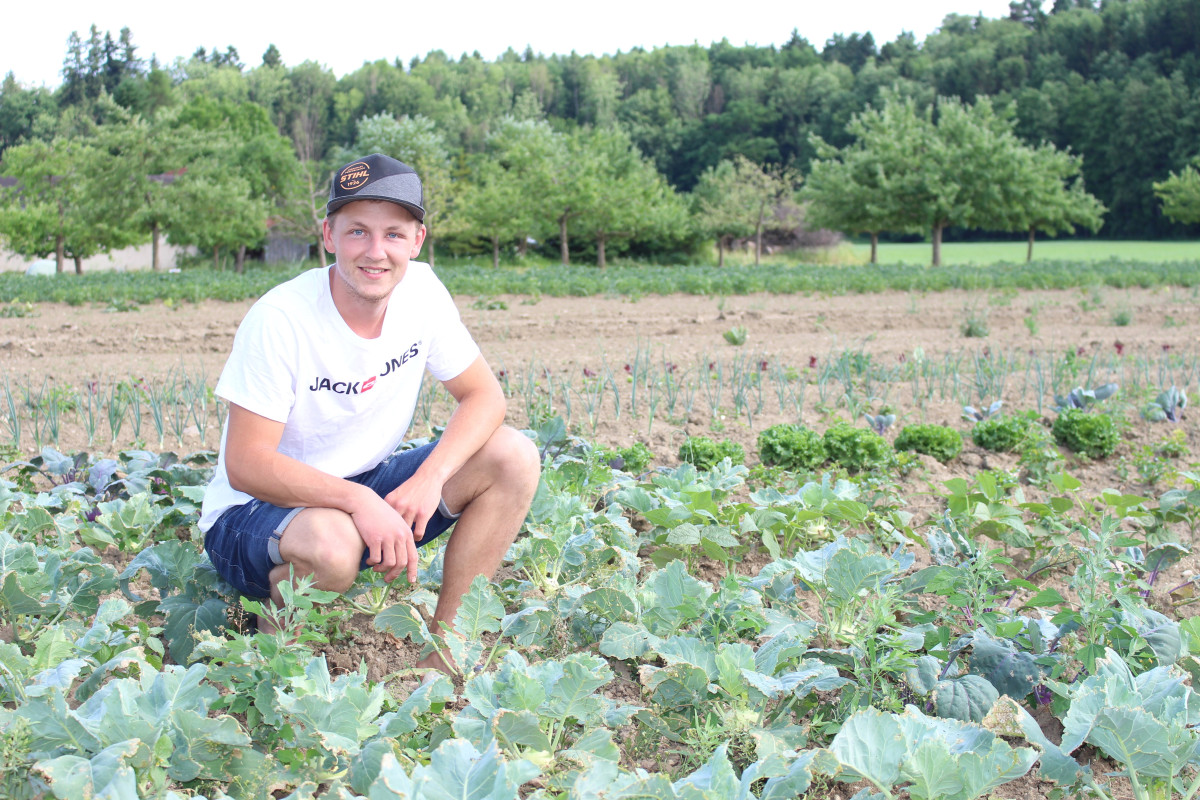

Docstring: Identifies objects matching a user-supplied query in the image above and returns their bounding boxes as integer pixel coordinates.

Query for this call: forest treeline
[1,0,1198,271]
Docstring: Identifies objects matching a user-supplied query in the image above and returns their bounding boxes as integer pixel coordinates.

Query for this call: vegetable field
[4,281,1200,799]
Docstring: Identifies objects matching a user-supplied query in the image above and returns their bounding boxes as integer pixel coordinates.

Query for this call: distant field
[850,239,1200,265]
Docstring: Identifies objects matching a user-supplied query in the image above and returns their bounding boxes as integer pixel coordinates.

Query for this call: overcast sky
[6,0,1015,89]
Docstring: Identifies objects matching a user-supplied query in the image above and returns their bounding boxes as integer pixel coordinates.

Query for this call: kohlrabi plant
[1054,382,1118,412]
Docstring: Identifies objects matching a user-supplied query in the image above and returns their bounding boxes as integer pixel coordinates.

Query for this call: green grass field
[848,239,1200,266]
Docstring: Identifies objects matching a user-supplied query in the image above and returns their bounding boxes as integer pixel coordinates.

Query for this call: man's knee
[278,508,363,591]
[487,426,540,489]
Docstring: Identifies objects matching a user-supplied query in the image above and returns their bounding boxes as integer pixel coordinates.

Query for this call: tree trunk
[235,244,246,274]
[55,234,64,273]
[517,235,528,258]
[492,235,500,270]
[717,237,725,267]
[151,221,161,271]
[932,223,944,267]
[1027,227,1035,263]
[213,246,220,271]
[559,215,570,265]
[73,255,83,274]
[870,233,878,265]
[754,222,763,267]
[597,234,607,270]
[427,237,435,268]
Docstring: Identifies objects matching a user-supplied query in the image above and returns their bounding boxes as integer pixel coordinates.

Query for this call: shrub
[679,436,745,470]
[893,424,963,463]
[822,422,892,473]
[757,424,826,470]
[971,413,1038,453]
[1051,409,1121,458]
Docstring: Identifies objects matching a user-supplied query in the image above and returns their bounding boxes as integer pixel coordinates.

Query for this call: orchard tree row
[2,88,1133,271]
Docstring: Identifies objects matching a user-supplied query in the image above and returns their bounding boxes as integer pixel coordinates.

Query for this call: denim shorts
[203,441,458,598]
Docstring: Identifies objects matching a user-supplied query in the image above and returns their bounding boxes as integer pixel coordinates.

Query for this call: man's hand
[384,469,446,545]
[349,490,419,584]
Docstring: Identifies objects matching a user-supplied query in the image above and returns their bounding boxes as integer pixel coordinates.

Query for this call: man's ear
[412,223,427,257]
[322,217,336,254]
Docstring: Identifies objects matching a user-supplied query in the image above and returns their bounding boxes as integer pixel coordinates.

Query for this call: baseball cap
[327,153,425,221]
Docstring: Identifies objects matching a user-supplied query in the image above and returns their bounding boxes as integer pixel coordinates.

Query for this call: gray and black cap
[327,153,425,221]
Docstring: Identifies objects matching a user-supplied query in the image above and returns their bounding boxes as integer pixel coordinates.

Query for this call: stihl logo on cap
[339,162,370,191]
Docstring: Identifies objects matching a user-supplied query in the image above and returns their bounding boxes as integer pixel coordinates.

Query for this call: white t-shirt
[198,263,480,531]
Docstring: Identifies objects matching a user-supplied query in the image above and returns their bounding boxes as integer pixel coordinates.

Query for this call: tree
[692,155,799,266]
[85,116,200,270]
[459,118,563,267]
[0,136,138,272]
[458,157,521,269]
[486,118,564,255]
[1001,143,1105,260]
[169,97,304,271]
[856,96,1013,266]
[262,44,283,69]
[571,127,690,269]
[691,159,754,266]
[1154,159,1200,226]
[801,136,917,264]
[354,112,454,266]
[546,128,592,265]
[166,164,270,270]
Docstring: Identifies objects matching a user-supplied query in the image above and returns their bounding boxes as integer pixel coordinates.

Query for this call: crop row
[2,426,1200,799]
[3,257,1200,306]
[2,343,1195,459]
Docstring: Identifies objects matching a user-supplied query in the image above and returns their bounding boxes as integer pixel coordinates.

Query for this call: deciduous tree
[1154,159,1200,226]
[0,135,138,272]
[571,127,690,269]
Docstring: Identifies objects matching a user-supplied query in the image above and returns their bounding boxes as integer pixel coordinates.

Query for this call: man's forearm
[227,441,373,514]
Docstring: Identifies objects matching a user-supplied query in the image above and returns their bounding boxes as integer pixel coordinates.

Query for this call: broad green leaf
[1087,706,1180,780]
[654,636,718,678]
[493,708,552,752]
[666,523,702,546]
[580,588,636,622]
[904,655,943,696]
[375,602,433,645]
[899,739,965,800]
[758,749,822,800]
[715,643,755,699]
[674,743,741,799]
[598,622,654,660]
[826,707,904,788]
[160,595,227,665]
[501,605,553,646]
[1023,588,1067,608]
[544,655,610,724]
[967,630,1040,699]
[453,575,505,640]
[378,673,453,737]
[410,739,529,800]
[824,548,895,604]
[34,740,141,800]
[955,739,1039,799]
[933,675,998,723]
[168,709,252,782]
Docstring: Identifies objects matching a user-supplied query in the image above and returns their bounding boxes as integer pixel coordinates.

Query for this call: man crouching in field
[198,153,539,673]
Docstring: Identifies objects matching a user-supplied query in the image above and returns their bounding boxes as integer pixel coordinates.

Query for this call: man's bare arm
[224,404,418,581]
[383,355,507,540]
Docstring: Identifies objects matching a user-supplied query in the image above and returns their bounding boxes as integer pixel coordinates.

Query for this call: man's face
[323,200,426,308]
